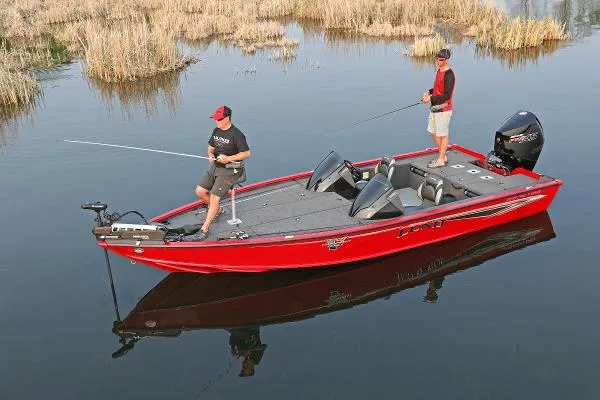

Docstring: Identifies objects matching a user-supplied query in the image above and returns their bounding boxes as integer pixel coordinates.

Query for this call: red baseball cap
[435,48,451,59]
[210,105,232,120]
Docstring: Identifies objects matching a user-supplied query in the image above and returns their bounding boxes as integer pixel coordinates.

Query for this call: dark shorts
[198,165,241,198]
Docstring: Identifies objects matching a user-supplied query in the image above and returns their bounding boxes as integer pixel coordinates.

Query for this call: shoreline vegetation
[0,0,569,111]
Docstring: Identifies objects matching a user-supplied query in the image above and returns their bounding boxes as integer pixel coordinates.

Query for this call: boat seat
[374,156,396,181]
[418,175,443,205]
[353,156,395,192]
[233,167,246,187]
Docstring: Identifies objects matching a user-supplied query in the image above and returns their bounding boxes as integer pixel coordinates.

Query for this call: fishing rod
[323,101,422,134]
[66,100,423,158]
[64,140,216,160]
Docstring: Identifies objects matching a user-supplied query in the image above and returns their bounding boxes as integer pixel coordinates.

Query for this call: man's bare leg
[201,194,221,233]
[431,133,442,155]
[438,135,449,163]
[195,186,210,204]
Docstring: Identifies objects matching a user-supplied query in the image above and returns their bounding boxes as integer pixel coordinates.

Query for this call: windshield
[306,151,343,191]
[349,173,392,217]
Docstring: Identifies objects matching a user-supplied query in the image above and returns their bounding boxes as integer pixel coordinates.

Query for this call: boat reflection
[112,212,555,376]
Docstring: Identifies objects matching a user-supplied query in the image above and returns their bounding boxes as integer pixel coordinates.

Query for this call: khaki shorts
[198,165,241,198]
[427,110,453,137]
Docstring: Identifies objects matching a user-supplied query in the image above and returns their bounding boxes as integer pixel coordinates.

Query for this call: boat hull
[103,182,560,273]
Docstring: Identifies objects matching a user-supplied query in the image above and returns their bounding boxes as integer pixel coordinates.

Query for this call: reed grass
[471,15,568,50]
[0,64,40,107]
[405,34,447,57]
[359,22,434,37]
[0,0,572,106]
[81,21,197,82]
[270,46,297,62]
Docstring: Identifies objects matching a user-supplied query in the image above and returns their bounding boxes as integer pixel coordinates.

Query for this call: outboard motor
[349,173,404,219]
[489,110,544,172]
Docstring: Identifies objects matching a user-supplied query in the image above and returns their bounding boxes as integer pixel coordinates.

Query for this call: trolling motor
[81,202,165,241]
[484,110,545,175]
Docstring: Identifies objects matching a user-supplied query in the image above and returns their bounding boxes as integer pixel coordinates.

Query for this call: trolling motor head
[81,202,111,227]
[81,202,108,212]
[486,110,545,174]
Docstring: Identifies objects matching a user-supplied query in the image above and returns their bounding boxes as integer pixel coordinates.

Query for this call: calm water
[1,1,599,398]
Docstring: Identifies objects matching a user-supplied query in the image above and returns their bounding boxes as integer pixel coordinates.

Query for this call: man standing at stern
[194,105,251,240]
[421,48,455,168]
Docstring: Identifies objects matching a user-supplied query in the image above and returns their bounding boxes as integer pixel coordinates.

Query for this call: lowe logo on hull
[398,219,444,238]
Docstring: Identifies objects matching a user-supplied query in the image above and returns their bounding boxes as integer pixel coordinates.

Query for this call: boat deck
[165,177,367,240]
[162,149,541,240]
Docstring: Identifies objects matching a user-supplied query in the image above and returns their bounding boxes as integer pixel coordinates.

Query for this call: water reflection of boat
[112,212,555,370]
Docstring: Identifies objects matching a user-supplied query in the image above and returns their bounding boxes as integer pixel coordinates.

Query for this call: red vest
[433,69,454,112]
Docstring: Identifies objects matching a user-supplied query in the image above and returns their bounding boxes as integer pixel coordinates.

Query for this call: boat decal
[443,195,546,222]
[395,194,546,239]
[398,219,445,237]
[324,237,350,250]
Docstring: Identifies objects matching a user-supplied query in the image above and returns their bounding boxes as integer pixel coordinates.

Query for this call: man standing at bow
[421,48,456,168]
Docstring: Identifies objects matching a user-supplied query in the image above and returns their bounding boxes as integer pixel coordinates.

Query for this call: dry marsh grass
[0,0,572,109]
[270,46,297,62]
[466,14,568,50]
[405,34,447,57]
[0,65,40,107]
[359,22,434,37]
[81,21,197,82]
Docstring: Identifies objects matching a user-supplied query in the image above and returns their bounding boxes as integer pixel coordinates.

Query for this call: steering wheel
[344,160,362,182]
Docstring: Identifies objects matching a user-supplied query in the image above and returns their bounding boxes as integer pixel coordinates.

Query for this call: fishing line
[64,140,215,160]
[322,101,422,134]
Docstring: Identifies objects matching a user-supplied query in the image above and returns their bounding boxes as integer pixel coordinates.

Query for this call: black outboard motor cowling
[491,110,544,171]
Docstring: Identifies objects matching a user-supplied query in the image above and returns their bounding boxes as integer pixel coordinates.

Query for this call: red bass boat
[110,212,556,361]
[85,110,561,273]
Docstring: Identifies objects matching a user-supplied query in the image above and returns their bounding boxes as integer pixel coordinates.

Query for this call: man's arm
[430,70,455,105]
[218,132,251,164]
[219,150,251,164]
[208,145,216,162]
